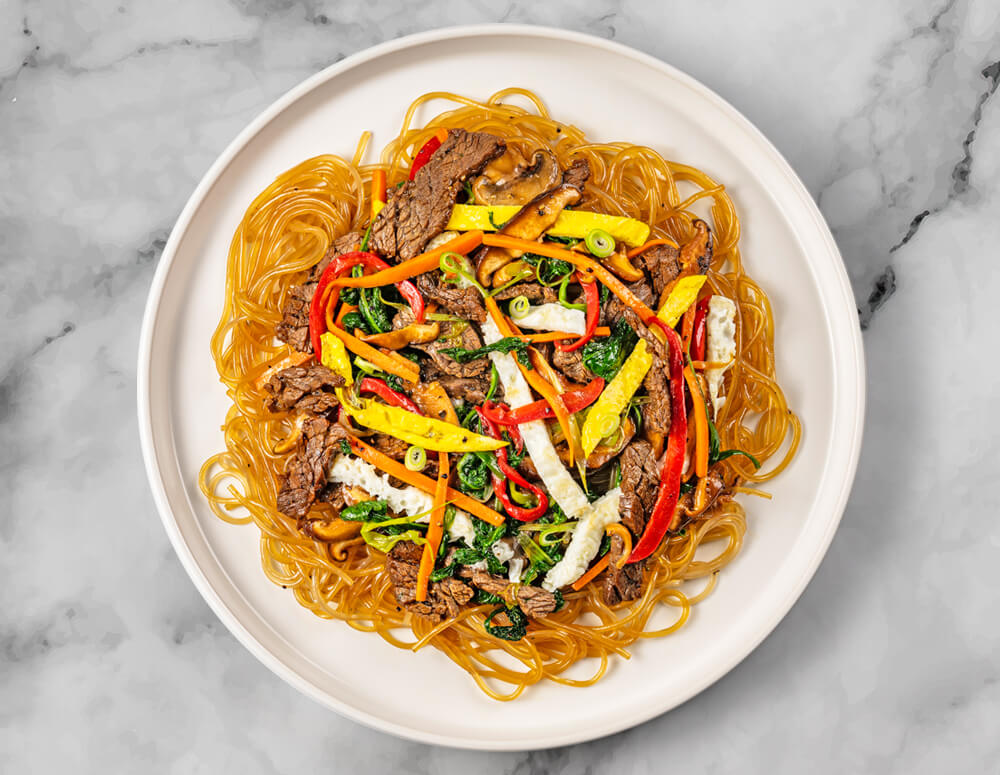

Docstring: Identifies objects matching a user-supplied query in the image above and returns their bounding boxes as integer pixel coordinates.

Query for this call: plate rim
[137,23,865,750]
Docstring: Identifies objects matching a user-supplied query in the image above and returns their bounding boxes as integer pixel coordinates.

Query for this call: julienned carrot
[605,523,633,569]
[681,302,697,355]
[331,231,484,289]
[325,325,419,383]
[334,303,357,327]
[484,296,579,466]
[683,366,709,478]
[378,346,422,375]
[517,327,611,343]
[626,238,679,259]
[349,438,505,527]
[371,169,386,221]
[571,554,610,591]
[416,452,449,601]
[482,234,658,326]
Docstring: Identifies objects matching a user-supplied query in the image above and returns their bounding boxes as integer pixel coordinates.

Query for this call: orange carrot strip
[349,438,505,527]
[325,325,419,383]
[683,366,709,478]
[681,302,697,355]
[371,169,386,221]
[434,127,449,144]
[334,303,357,327]
[605,523,633,569]
[571,555,611,591]
[332,231,484,288]
[416,452,449,602]
[517,327,611,343]
[627,238,680,259]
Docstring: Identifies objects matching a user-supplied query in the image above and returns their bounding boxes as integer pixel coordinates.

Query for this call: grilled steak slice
[275,416,349,519]
[275,231,362,353]
[604,279,655,325]
[603,534,644,606]
[491,282,558,304]
[263,363,344,413]
[618,439,660,537]
[393,308,488,379]
[372,433,410,461]
[552,346,595,384]
[387,541,474,622]
[415,272,487,322]
[371,130,506,260]
[469,569,558,618]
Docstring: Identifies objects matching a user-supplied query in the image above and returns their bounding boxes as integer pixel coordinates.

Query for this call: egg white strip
[705,296,737,416]
[513,303,586,335]
[542,488,622,591]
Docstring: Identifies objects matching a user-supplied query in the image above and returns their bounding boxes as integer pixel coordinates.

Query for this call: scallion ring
[404,445,427,472]
[508,295,531,320]
[596,413,620,440]
[558,276,586,311]
[584,228,615,258]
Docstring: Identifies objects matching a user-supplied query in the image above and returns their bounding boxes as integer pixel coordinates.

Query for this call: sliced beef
[604,279,655,325]
[393,307,488,379]
[642,359,672,434]
[436,374,501,405]
[469,569,558,618]
[552,346,595,384]
[622,307,668,364]
[274,231,362,353]
[275,416,349,519]
[371,130,506,260]
[561,157,591,190]
[678,463,733,517]
[618,439,660,537]
[263,363,344,413]
[372,433,409,461]
[491,282,558,304]
[634,243,682,298]
[387,541,474,622]
[415,272,487,322]
[603,534,644,606]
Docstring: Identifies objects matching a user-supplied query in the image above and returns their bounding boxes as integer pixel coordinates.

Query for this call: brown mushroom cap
[472,149,561,206]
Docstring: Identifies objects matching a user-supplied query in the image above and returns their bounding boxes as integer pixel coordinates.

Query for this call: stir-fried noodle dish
[201,89,800,700]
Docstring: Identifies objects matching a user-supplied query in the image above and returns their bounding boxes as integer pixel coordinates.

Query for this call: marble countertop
[3,1,998,771]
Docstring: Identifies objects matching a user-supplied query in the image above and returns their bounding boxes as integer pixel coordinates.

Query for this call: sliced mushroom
[360,321,440,349]
[603,244,645,283]
[300,517,362,542]
[491,259,534,288]
[472,149,561,206]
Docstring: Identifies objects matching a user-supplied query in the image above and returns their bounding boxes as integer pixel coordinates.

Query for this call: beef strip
[274,231,362,353]
[491,282,558,304]
[415,272,487,322]
[604,279,655,325]
[620,307,673,434]
[632,220,713,298]
[263,363,345,413]
[603,534,644,606]
[552,346,595,384]
[371,130,506,260]
[618,439,660,537]
[469,569,558,618]
[561,157,590,190]
[372,433,410,461]
[437,374,500,405]
[275,416,349,519]
[677,463,733,518]
[387,541,474,622]
[392,308,488,379]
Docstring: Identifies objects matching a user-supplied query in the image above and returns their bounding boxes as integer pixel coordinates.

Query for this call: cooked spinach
[484,605,528,640]
[338,439,351,456]
[523,253,573,284]
[543,235,580,246]
[475,590,503,605]
[707,405,761,469]
[552,589,565,612]
[581,318,638,380]
[457,452,490,495]
[340,500,388,522]
[359,286,392,334]
[340,311,371,335]
[441,336,531,368]
[340,264,364,305]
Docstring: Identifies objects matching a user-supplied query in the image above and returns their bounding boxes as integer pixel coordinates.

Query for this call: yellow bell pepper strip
[416,451,449,602]
[342,397,507,453]
[319,332,354,386]
[447,205,650,246]
[321,327,419,383]
[331,231,483,289]
[683,365,710,479]
[581,275,707,456]
[371,169,386,221]
[349,437,505,527]
[485,296,579,466]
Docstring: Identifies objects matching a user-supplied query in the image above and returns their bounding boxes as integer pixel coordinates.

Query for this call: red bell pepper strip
[358,377,422,415]
[691,296,711,362]
[482,378,605,425]
[477,402,524,454]
[475,407,548,522]
[555,274,600,353]
[409,128,449,180]
[627,321,689,563]
[309,250,426,356]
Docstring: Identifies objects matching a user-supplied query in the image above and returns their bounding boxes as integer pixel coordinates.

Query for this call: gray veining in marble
[2,1,998,771]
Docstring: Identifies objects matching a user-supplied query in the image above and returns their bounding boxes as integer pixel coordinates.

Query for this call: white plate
[138,25,864,750]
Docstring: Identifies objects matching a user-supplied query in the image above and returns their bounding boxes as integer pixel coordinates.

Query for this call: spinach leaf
[475,589,503,605]
[340,500,389,522]
[457,452,490,494]
[523,253,573,284]
[484,605,528,641]
[552,589,565,612]
[543,235,580,246]
[338,439,351,456]
[359,286,392,334]
[706,410,761,469]
[441,336,530,366]
[340,311,371,335]
[340,264,364,305]
[581,318,638,380]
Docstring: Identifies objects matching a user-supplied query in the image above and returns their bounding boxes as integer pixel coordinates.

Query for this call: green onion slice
[584,228,615,258]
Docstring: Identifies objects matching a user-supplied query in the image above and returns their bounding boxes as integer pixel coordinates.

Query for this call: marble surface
[2,0,998,770]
